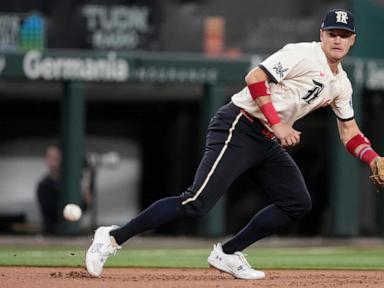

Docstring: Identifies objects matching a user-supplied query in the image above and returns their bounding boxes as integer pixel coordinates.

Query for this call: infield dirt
[1,267,383,288]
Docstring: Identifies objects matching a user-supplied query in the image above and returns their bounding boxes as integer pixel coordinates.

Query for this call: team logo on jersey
[273,62,288,78]
[302,80,324,104]
[335,11,348,24]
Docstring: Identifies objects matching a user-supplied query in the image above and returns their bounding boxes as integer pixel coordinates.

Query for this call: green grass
[1,246,384,270]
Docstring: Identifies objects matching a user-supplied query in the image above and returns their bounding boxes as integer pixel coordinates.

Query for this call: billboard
[0,1,159,51]
[0,12,45,51]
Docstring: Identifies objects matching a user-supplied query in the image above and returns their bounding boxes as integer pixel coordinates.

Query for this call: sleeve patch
[272,62,289,79]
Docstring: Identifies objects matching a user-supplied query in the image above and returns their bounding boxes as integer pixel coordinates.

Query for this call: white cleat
[207,243,265,280]
[85,225,121,277]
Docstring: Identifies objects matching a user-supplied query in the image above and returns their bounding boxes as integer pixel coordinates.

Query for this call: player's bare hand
[271,123,301,148]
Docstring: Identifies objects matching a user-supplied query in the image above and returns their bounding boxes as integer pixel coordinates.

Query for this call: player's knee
[292,196,312,220]
[182,199,211,218]
[280,194,312,220]
[300,197,312,215]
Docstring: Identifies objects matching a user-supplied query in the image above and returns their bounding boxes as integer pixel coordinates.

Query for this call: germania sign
[21,50,218,83]
[23,51,129,81]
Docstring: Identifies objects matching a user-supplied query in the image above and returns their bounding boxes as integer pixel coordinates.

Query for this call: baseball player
[85,9,384,279]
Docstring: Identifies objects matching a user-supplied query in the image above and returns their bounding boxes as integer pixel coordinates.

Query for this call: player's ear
[350,34,356,46]
[319,29,324,41]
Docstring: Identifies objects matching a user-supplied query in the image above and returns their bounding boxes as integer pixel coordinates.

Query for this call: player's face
[46,147,61,175]
[320,29,356,63]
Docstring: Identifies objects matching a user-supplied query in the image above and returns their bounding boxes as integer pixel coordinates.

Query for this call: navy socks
[110,196,185,246]
[222,204,293,254]
[109,197,292,251]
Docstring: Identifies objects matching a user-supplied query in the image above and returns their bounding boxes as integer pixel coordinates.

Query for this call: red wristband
[346,134,378,164]
[359,147,379,165]
[260,102,281,126]
[346,134,371,156]
[248,81,270,100]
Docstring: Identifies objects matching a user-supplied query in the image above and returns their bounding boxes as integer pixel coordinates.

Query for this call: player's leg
[179,104,271,280]
[221,147,311,254]
[86,102,268,277]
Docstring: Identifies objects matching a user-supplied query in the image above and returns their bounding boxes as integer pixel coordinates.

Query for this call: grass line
[1,246,384,269]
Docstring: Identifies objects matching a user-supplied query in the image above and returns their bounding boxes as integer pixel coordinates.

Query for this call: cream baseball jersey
[231,41,354,129]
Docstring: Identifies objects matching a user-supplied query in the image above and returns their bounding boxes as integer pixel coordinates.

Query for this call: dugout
[0,50,383,237]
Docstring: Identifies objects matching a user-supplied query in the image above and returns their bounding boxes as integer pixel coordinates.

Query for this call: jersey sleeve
[330,79,355,121]
[259,43,306,83]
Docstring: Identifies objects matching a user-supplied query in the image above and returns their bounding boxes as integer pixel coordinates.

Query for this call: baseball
[63,203,82,222]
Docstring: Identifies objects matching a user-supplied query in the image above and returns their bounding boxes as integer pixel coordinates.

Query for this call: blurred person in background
[36,145,61,234]
[36,145,93,235]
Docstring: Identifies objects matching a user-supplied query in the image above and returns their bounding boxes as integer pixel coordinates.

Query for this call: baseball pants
[111,102,312,250]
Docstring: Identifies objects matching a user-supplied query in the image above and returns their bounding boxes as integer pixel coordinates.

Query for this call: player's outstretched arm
[337,118,384,188]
